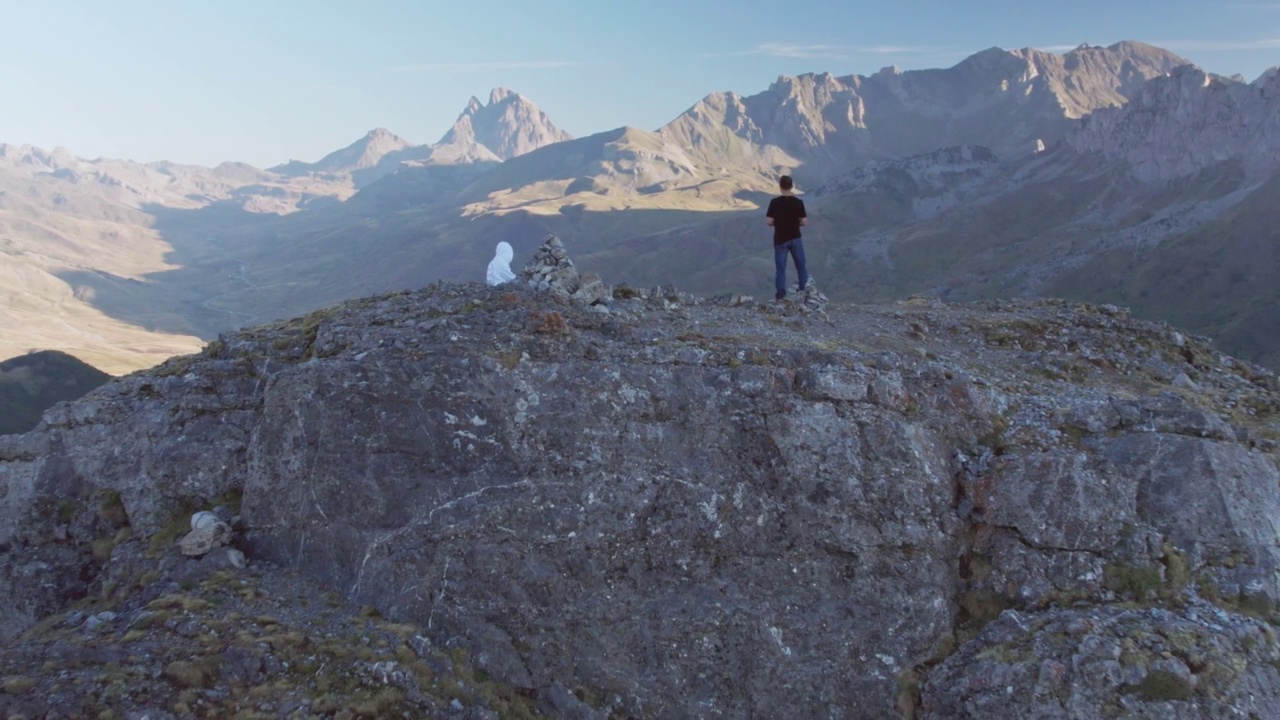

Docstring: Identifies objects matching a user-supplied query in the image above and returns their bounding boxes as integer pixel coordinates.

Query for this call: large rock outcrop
[1,281,1278,718]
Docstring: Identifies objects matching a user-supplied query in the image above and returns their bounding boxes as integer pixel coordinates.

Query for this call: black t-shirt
[766,195,806,245]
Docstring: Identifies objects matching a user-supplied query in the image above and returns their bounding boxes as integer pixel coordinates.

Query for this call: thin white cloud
[755,43,847,59]
[1156,38,1280,51]
[387,60,577,73]
[709,43,942,60]
[858,45,940,54]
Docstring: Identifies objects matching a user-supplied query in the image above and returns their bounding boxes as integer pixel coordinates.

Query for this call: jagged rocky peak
[0,143,74,172]
[363,126,401,143]
[659,41,1189,180]
[1,279,1278,717]
[1059,40,1194,97]
[770,70,846,94]
[1255,66,1280,91]
[935,41,1184,101]
[438,87,572,160]
[670,90,762,144]
[348,127,413,162]
[46,146,78,170]
[1000,40,1193,115]
[1070,62,1280,181]
[270,126,413,175]
[488,86,517,104]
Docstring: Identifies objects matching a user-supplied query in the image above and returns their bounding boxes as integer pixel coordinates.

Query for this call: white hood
[486,241,517,286]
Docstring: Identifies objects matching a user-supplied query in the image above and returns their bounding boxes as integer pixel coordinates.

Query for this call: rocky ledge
[1,274,1278,718]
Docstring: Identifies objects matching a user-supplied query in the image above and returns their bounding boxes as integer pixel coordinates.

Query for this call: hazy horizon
[2,0,1278,168]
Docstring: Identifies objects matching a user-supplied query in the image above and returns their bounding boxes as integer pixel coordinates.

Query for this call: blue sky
[2,0,1278,167]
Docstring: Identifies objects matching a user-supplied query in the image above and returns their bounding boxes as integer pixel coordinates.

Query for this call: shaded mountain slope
[1051,169,1280,369]
[0,350,111,435]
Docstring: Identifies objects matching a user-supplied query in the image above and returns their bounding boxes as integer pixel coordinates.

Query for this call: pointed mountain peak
[436,89,572,161]
[1254,67,1280,90]
[360,127,410,148]
[489,87,518,105]
[270,128,414,176]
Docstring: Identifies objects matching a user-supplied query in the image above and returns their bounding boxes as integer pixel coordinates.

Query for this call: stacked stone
[768,280,830,320]
[519,235,609,305]
[178,509,245,568]
[799,282,829,314]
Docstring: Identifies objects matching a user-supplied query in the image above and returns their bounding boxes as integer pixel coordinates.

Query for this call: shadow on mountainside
[54,201,291,340]
[56,153,1280,377]
[1048,170,1280,370]
[51,194,775,342]
[0,350,112,435]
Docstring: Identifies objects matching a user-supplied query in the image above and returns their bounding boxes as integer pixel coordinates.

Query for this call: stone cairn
[519,235,609,306]
[798,281,830,314]
[765,279,830,321]
[178,509,245,569]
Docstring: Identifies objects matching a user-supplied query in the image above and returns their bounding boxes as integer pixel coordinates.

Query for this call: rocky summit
[2,259,1280,717]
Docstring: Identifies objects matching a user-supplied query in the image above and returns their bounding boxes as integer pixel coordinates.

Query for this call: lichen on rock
[1,276,1278,718]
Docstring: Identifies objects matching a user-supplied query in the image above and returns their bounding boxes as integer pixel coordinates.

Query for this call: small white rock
[191,511,220,530]
[225,548,247,569]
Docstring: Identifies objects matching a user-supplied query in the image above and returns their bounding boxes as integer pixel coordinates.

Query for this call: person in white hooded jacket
[486,241,516,286]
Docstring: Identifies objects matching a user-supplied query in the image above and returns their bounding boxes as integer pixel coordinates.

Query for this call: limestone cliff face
[1070,64,1280,181]
[2,282,1279,718]
[661,41,1188,179]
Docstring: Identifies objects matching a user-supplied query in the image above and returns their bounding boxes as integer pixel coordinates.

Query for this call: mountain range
[4,38,1280,717]
[2,40,1279,373]
[268,87,572,188]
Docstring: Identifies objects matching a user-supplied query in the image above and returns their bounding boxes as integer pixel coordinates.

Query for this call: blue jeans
[774,239,809,299]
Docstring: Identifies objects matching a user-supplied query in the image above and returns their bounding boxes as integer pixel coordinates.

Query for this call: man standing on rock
[765,175,808,301]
